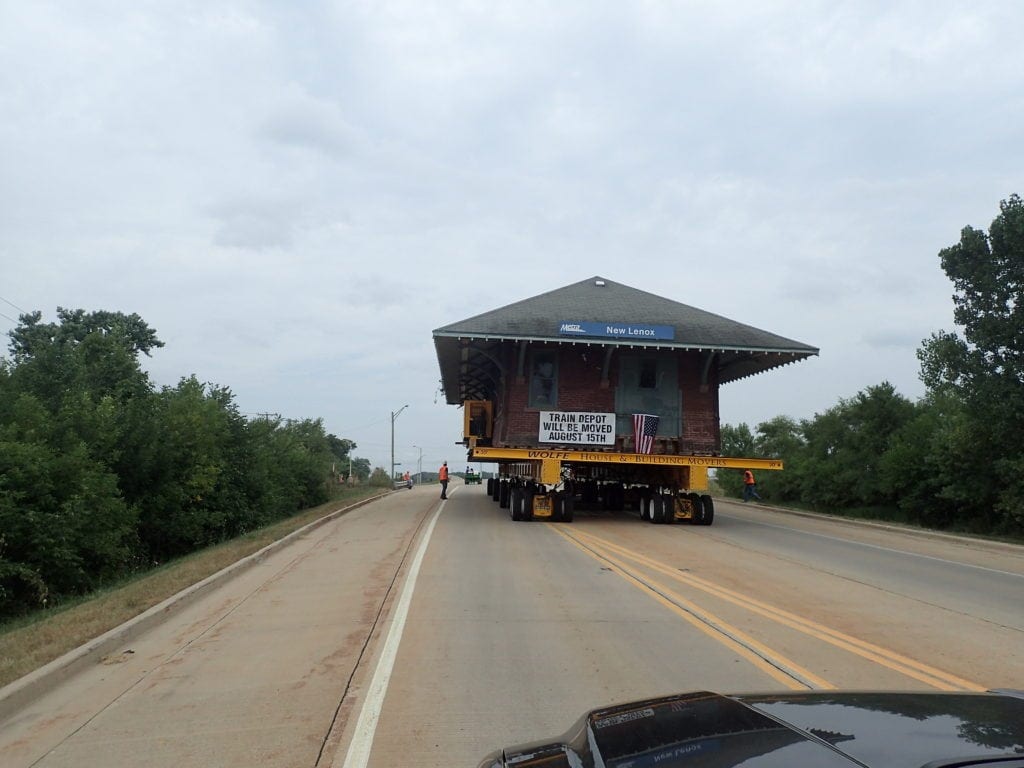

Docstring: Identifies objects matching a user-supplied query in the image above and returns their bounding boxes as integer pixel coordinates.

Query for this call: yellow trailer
[474,445,782,525]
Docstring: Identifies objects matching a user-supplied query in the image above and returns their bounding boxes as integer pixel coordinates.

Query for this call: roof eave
[433,330,819,357]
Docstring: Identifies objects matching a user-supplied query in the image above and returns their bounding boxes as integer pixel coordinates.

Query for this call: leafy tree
[350,457,371,482]
[368,467,392,487]
[918,194,1024,532]
[0,306,395,618]
[754,415,804,501]
[8,308,163,361]
[0,394,136,610]
[719,418,805,501]
[718,423,756,497]
[877,393,976,529]
[130,377,234,559]
[327,435,356,464]
[798,383,915,511]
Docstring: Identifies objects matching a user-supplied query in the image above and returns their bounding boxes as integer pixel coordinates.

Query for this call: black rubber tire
[699,494,715,526]
[499,481,511,509]
[486,478,494,496]
[652,495,666,524]
[510,486,522,520]
[685,493,702,524]
[642,496,655,523]
[522,490,534,521]
[561,491,574,523]
[662,495,676,525]
[492,478,501,501]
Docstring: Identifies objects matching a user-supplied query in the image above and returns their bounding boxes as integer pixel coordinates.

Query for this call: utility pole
[391,404,408,480]
[412,444,423,483]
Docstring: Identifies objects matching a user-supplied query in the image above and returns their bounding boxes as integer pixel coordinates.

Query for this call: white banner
[538,411,616,445]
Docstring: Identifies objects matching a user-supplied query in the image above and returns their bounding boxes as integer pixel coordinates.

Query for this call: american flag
[633,413,660,454]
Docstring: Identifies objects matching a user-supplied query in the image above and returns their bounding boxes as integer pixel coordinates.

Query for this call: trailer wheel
[560,483,575,522]
[510,486,522,520]
[641,496,655,523]
[652,495,666,524]
[699,494,715,525]
[492,478,501,502]
[685,493,702,525]
[499,481,511,509]
[486,478,494,496]
[662,495,676,525]
[522,489,534,521]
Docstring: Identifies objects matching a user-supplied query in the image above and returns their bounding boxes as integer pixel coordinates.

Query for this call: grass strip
[0,488,384,688]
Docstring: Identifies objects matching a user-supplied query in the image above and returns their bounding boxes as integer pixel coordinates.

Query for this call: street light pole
[412,444,423,483]
[391,404,409,480]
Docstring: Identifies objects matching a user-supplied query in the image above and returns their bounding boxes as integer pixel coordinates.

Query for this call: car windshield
[2,5,1023,768]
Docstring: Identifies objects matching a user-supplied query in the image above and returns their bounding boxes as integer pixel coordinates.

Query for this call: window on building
[528,351,558,408]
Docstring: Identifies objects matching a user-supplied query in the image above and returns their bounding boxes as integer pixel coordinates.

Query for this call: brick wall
[494,344,721,453]
[677,350,720,453]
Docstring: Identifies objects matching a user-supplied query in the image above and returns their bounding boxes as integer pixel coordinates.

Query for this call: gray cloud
[3,1,1023,468]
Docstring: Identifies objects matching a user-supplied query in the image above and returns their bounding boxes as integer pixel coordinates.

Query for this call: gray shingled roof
[433,276,818,403]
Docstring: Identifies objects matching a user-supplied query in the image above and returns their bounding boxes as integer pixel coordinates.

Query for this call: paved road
[1,485,1021,768]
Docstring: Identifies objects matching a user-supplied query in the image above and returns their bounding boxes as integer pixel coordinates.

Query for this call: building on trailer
[432,276,818,524]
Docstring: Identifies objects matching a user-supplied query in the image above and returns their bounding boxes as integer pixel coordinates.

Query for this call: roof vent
[595,279,606,287]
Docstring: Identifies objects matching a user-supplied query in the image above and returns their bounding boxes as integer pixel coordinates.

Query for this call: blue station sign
[558,321,675,341]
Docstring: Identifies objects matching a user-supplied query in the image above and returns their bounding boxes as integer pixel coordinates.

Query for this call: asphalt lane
[344,488,1024,767]
[3,486,1022,768]
[711,501,1024,630]
[357,489,791,768]
[0,489,436,768]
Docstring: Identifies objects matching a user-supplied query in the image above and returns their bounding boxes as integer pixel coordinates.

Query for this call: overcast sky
[2,1,1022,474]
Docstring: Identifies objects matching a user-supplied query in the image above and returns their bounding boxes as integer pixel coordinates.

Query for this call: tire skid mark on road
[716,512,1024,580]
[314,498,442,766]
[21,521,364,768]
[693,517,1024,636]
[570,528,986,692]
[331,495,449,768]
[550,527,831,692]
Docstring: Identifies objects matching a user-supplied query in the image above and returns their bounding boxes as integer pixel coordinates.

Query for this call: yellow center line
[550,526,833,691]
[571,528,985,692]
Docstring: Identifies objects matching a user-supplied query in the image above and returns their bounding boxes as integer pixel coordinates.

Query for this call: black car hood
[478,690,1024,768]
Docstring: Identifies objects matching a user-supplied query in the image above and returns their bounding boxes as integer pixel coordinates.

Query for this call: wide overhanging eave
[435,332,818,402]
[433,330,818,356]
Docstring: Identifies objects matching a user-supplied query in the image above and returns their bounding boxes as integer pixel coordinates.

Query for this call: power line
[0,310,16,324]
[0,295,26,313]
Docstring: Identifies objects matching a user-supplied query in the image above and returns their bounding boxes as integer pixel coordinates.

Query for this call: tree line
[718,194,1024,539]
[0,310,371,619]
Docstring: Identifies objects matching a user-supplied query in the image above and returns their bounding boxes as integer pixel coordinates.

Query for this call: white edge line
[336,499,446,768]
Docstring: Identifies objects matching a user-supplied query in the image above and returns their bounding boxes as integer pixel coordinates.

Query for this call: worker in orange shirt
[742,469,761,502]
[439,461,449,500]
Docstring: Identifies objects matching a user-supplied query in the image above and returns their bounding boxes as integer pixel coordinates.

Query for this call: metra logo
[560,323,585,333]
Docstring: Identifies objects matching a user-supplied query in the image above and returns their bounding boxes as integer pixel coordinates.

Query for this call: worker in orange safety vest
[742,469,761,503]
[439,461,449,500]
